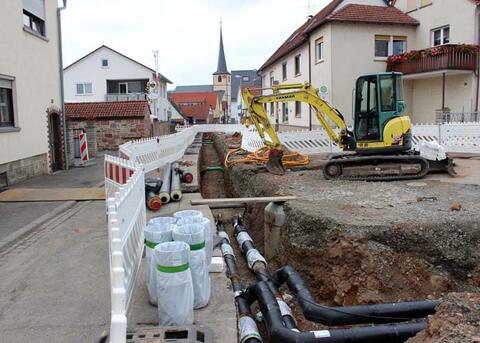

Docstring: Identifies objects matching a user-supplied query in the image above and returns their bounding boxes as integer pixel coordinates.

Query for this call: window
[22,0,46,37]
[270,71,274,87]
[375,35,406,58]
[217,75,222,82]
[315,38,324,62]
[76,82,93,95]
[295,101,301,118]
[0,79,14,127]
[408,0,433,11]
[270,103,274,117]
[242,76,249,82]
[379,75,395,112]
[294,55,301,76]
[432,26,449,46]
[101,59,109,67]
[282,103,288,122]
[282,63,287,81]
[119,83,128,94]
[355,76,380,141]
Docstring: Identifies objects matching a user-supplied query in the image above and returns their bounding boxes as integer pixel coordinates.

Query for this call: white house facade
[259,0,479,130]
[63,45,172,121]
[0,0,65,185]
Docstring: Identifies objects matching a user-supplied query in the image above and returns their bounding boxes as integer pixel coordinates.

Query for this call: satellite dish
[149,81,157,90]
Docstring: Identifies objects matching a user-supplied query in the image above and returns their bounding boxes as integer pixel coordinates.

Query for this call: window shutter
[0,79,13,89]
[22,0,45,20]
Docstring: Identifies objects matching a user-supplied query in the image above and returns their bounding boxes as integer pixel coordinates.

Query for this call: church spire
[215,21,229,74]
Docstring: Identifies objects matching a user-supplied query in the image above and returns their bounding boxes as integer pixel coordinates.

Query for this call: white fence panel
[106,158,145,343]
[439,122,480,153]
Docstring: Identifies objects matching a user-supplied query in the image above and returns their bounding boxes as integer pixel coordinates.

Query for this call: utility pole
[153,50,160,119]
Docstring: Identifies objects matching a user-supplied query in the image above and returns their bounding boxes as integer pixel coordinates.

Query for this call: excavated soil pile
[406,293,480,343]
[213,133,480,339]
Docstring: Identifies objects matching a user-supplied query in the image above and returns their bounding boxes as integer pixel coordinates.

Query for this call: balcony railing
[387,44,478,75]
[105,93,147,101]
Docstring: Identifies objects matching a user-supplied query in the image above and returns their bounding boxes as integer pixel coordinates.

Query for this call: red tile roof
[240,84,262,97]
[65,100,150,119]
[177,103,211,121]
[260,0,342,71]
[260,1,417,71]
[328,4,419,25]
[169,91,219,109]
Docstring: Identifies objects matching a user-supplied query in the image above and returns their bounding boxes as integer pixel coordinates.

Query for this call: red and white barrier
[79,132,89,161]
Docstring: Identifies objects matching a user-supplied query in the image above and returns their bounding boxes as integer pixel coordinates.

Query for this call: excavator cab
[353,72,410,154]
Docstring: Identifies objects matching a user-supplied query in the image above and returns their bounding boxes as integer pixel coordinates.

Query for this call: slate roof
[64,45,172,84]
[214,27,229,74]
[65,100,150,119]
[173,85,214,93]
[260,0,417,71]
[231,70,261,101]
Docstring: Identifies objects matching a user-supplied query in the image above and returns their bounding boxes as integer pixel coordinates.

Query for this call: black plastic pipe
[216,216,262,343]
[244,281,427,343]
[274,265,439,326]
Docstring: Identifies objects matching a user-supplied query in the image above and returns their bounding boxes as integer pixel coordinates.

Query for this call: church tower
[213,22,231,120]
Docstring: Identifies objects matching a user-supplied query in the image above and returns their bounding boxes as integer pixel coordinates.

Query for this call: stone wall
[0,153,48,185]
[67,116,152,163]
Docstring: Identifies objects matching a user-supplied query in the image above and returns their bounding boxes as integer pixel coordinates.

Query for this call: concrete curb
[0,200,77,251]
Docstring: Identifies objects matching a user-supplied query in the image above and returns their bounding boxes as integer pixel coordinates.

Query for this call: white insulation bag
[144,221,176,305]
[155,241,194,326]
[174,210,203,219]
[149,216,177,225]
[173,224,211,309]
[177,216,213,266]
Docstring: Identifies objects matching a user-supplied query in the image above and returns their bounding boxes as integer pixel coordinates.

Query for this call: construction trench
[196,132,480,343]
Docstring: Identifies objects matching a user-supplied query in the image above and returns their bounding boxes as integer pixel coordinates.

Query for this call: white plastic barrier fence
[241,123,480,155]
[104,155,138,199]
[106,157,146,343]
[105,121,480,342]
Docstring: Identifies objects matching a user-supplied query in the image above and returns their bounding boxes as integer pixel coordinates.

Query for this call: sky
[61,0,330,88]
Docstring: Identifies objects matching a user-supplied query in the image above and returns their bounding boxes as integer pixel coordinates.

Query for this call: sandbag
[144,222,176,305]
[155,241,194,326]
[177,216,213,266]
[172,224,211,309]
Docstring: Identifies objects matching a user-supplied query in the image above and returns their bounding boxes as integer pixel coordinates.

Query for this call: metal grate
[125,325,213,343]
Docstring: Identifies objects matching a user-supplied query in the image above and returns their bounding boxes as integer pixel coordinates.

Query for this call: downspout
[308,33,313,131]
[57,0,68,169]
[475,10,480,112]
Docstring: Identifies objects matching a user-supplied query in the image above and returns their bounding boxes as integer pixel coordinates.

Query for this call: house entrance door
[48,113,63,172]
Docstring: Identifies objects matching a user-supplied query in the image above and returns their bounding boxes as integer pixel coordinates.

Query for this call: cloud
[61,0,330,87]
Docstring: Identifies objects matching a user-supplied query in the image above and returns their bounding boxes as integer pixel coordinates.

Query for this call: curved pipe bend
[273,265,439,326]
[248,281,427,343]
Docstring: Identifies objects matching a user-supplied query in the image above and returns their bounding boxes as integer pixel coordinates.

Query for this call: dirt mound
[286,235,453,306]
[406,293,480,343]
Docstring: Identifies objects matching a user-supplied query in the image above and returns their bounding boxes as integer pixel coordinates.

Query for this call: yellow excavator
[242,72,455,181]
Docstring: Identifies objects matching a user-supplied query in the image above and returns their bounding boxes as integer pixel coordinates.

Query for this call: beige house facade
[0,0,65,186]
[393,0,480,123]
[259,0,479,130]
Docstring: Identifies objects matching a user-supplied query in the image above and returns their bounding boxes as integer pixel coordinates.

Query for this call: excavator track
[323,154,430,181]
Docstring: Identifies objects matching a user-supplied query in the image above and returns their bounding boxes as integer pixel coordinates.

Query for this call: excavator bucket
[266,149,286,175]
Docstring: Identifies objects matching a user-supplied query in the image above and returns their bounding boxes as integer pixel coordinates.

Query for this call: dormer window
[101,59,109,67]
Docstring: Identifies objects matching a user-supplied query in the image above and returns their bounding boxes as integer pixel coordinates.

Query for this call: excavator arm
[242,83,353,151]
